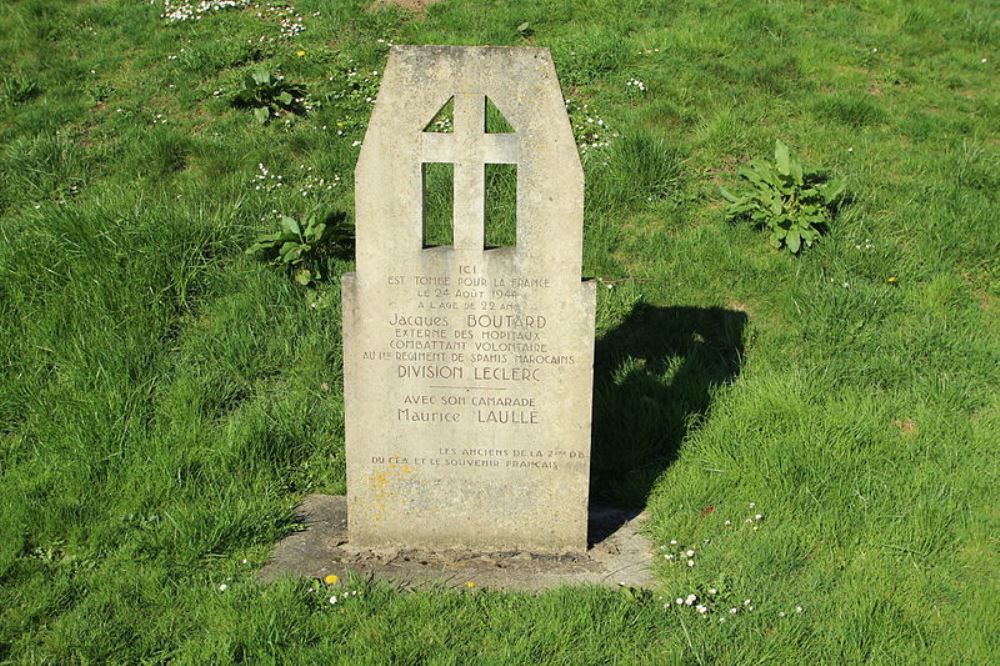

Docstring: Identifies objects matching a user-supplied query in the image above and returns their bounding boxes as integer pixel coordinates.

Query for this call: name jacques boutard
[342,46,596,554]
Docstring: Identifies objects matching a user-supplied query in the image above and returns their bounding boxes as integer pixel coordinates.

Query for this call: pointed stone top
[355,46,583,277]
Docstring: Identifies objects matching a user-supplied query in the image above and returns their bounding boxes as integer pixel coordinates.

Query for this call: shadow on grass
[321,210,356,261]
[588,303,747,539]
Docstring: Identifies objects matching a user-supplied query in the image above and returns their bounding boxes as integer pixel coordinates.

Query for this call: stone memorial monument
[342,45,596,554]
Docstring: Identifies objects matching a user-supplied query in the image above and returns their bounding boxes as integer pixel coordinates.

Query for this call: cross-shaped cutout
[421,93,519,250]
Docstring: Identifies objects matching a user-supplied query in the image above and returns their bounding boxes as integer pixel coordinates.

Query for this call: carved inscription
[355,265,582,463]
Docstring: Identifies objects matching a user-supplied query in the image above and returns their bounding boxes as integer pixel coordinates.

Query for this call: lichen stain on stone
[368,463,414,523]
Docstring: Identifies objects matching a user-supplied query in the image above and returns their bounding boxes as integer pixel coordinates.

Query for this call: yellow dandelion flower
[296,50,306,57]
[324,574,338,584]
[465,581,476,588]
[888,276,898,285]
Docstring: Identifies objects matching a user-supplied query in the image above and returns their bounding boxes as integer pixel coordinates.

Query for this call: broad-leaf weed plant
[246,209,352,285]
[232,67,309,125]
[722,140,846,254]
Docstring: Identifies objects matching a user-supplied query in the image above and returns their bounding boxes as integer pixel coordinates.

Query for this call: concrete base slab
[258,495,655,592]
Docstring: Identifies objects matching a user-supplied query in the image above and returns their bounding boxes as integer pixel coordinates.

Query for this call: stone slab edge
[258,495,655,592]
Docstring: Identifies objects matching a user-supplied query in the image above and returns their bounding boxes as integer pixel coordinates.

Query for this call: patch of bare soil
[894,419,918,437]
[372,0,439,14]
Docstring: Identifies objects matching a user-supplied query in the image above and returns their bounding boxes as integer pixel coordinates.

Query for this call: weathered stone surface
[258,495,654,591]
[342,46,595,553]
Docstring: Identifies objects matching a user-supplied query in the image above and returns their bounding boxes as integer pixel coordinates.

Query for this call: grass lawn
[1,0,997,662]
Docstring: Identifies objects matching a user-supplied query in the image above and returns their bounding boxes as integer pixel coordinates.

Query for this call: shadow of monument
[588,303,747,543]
